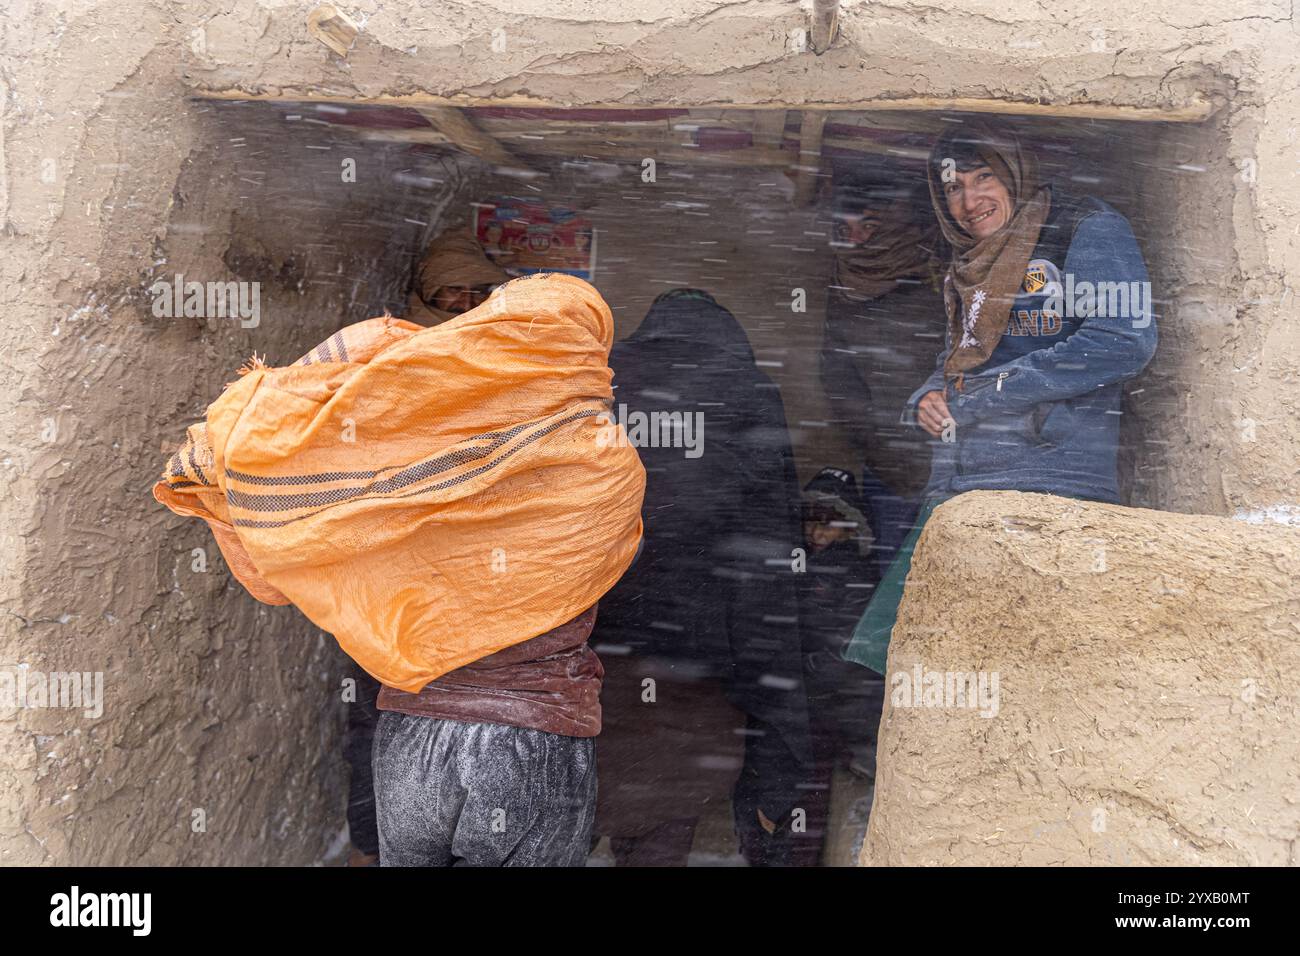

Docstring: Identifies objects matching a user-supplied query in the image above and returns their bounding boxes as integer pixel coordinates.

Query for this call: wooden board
[191,90,1215,123]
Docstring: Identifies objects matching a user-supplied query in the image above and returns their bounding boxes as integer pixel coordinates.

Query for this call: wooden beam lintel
[191,90,1216,123]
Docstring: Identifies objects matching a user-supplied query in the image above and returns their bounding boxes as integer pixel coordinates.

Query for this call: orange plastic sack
[154,273,645,691]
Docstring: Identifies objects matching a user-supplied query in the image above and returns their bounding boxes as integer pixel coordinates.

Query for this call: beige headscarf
[406,230,510,326]
[833,197,940,302]
[926,121,1051,388]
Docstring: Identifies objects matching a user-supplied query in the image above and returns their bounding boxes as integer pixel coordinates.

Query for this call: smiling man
[940,159,1014,240]
[844,120,1158,675]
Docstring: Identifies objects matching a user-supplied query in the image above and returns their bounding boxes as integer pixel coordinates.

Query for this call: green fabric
[844,497,944,674]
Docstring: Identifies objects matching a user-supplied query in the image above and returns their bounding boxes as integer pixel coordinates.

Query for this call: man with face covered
[811,176,946,819]
[821,175,945,500]
[404,230,510,326]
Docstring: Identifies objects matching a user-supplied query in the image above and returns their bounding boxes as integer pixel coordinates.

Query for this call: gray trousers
[373,711,596,867]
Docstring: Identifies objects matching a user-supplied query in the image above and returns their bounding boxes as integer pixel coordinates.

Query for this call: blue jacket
[903,192,1157,504]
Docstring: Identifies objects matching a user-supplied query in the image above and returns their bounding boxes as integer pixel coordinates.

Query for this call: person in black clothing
[590,288,813,866]
[820,174,945,549]
[790,467,883,864]
[342,662,382,866]
[798,468,879,739]
[816,174,945,730]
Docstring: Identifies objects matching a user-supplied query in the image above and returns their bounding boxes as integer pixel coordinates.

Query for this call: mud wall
[860,490,1299,866]
[1,1,1297,865]
[1125,118,1297,518]
[0,12,479,864]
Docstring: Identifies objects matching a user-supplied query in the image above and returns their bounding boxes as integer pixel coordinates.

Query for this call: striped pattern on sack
[150,273,646,692]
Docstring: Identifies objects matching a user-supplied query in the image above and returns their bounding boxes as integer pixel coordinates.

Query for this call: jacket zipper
[952,368,1019,477]
[950,366,1017,401]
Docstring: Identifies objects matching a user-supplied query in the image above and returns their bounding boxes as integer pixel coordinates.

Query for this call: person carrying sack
[154,272,645,865]
[347,225,508,865]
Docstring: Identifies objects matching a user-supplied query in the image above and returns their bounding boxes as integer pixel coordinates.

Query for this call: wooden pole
[412,106,538,175]
[793,110,827,206]
[191,89,1215,123]
[811,0,840,54]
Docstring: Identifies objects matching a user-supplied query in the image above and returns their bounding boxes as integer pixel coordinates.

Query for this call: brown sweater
[375,606,602,737]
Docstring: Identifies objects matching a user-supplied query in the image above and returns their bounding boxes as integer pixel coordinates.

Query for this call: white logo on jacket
[959,289,987,349]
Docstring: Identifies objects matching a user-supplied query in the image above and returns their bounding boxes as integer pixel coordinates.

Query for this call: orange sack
[154,273,646,692]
